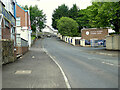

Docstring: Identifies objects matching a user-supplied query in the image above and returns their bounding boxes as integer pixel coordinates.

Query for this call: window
[16,17,21,26]
[5,20,9,27]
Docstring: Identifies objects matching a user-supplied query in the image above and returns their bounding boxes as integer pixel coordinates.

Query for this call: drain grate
[15,70,32,74]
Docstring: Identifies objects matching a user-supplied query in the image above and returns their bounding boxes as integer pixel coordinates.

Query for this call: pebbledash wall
[106,35,120,50]
[81,28,108,40]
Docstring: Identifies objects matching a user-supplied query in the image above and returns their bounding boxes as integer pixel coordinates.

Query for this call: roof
[16,3,28,12]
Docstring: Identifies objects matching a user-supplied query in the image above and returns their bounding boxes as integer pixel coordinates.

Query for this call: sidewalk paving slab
[2,39,67,88]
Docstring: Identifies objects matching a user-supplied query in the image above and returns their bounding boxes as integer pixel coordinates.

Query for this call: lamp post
[35,19,38,38]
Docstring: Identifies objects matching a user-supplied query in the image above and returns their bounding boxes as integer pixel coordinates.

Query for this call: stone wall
[106,35,120,50]
[2,40,16,64]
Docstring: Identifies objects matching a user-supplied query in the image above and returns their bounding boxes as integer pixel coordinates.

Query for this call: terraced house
[0,0,32,64]
[0,0,16,41]
[0,0,17,64]
[16,3,31,56]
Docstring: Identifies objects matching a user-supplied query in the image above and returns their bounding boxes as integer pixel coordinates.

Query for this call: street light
[35,18,38,38]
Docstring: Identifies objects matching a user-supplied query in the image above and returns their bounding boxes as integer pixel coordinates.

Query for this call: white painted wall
[106,35,120,50]
[28,30,32,47]
[80,39,85,46]
[16,27,29,41]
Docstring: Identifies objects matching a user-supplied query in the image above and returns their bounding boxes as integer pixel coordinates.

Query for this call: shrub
[57,17,79,37]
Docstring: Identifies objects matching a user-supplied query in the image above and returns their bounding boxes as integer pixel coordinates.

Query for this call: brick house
[0,0,17,64]
[16,3,31,55]
[0,0,16,42]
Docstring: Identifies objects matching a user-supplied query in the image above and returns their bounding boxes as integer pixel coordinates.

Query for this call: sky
[16,0,92,28]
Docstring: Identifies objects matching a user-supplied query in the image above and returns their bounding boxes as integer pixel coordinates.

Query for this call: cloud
[16,0,92,27]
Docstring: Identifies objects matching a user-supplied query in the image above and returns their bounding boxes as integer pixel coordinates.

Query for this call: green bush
[57,17,79,37]
[32,35,36,40]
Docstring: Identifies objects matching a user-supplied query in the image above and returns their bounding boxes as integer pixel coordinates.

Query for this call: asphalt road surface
[43,37,119,88]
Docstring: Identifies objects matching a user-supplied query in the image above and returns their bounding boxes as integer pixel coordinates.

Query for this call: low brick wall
[1,40,16,64]
[22,47,28,55]
[16,47,22,55]
[16,46,28,55]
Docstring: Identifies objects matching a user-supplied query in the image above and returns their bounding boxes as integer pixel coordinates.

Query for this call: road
[43,37,118,88]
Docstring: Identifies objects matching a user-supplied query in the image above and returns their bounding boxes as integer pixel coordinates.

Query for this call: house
[0,0,17,64]
[0,0,16,42]
[16,3,31,56]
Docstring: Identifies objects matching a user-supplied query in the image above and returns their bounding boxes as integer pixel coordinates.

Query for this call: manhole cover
[15,70,32,74]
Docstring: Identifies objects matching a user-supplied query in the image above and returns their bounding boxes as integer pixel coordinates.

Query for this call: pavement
[2,39,67,88]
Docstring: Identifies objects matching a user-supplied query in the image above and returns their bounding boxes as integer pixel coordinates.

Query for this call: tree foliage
[57,17,79,37]
[53,2,120,33]
[52,4,80,30]
[23,5,46,32]
[69,4,79,20]
[96,2,120,32]
[52,4,69,29]
[77,2,120,32]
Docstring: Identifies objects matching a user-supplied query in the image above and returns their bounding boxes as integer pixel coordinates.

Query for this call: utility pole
[36,19,38,38]
[36,26,38,38]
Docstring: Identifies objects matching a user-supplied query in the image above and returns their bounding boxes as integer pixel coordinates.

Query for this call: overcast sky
[16,0,92,28]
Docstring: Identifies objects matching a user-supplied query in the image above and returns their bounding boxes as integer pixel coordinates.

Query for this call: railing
[16,34,28,47]
[21,38,28,47]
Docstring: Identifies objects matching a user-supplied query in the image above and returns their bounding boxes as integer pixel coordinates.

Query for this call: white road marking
[102,62,105,63]
[102,62,114,66]
[109,63,114,66]
[43,48,71,89]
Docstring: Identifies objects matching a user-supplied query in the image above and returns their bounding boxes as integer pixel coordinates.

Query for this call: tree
[52,4,69,29]
[57,17,79,37]
[22,5,28,10]
[76,2,120,33]
[96,2,120,32]
[23,5,46,32]
[69,4,79,20]
[76,9,91,30]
